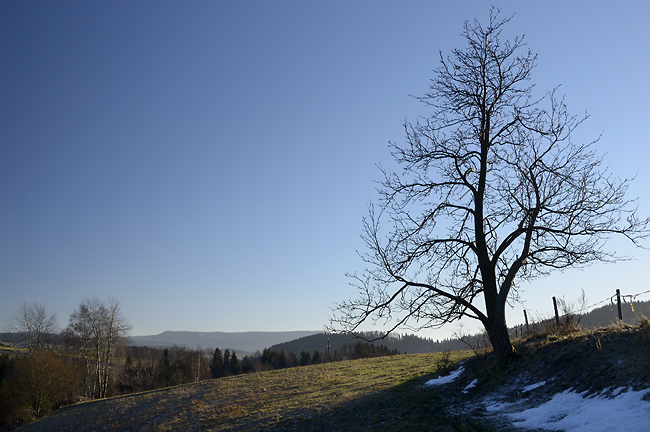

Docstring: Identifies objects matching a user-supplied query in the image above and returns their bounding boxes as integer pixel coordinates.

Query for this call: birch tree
[67,297,130,398]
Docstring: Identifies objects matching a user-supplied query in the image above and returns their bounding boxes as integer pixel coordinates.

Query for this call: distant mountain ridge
[127,330,320,355]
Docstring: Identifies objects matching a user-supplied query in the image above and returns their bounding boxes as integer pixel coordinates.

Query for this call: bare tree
[331,9,649,369]
[6,302,57,352]
[65,302,94,398]
[66,297,131,398]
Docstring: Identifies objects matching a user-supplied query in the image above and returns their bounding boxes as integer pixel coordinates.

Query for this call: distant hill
[267,331,470,355]
[127,330,320,355]
[579,299,650,328]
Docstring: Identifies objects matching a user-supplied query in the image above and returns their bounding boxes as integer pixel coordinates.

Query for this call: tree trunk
[485,316,513,370]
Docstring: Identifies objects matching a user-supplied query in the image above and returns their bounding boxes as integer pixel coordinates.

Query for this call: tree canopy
[331,9,649,369]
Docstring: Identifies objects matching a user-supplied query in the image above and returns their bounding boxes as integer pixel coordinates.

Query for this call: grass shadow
[261,366,515,432]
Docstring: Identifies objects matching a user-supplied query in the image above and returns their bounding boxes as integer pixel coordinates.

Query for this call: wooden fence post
[553,297,561,330]
[616,289,623,322]
[523,310,529,332]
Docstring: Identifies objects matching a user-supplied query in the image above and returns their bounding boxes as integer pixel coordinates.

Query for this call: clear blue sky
[2,1,649,338]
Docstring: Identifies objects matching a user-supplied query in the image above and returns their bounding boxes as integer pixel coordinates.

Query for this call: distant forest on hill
[580,299,650,328]
[268,332,472,356]
[270,300,650,357]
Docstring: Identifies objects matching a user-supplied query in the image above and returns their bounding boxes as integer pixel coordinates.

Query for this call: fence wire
[571,288,650,316]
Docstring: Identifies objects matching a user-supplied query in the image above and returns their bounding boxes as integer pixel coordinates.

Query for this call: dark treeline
[256,340,400,371]
[118,345,211,393]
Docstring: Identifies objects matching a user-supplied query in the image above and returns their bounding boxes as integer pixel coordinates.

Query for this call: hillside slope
[16,351,473,432]
[16,322,650,431]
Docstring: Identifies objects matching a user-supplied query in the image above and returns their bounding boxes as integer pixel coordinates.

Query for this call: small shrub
[434,350,453,375]
[2,352,77,422]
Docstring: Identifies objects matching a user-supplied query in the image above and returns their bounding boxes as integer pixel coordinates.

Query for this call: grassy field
[16,321,650,432]
[0,345,25,356]
[17,351,489,431]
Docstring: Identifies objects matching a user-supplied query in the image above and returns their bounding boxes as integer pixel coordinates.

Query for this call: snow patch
[522,381,546,392]
[423,366,464,387]
[463,379,479,393]
[484,400,514,412]
[507,388,650,432]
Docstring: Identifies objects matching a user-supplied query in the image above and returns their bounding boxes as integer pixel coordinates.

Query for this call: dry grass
[18,351,475,432]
